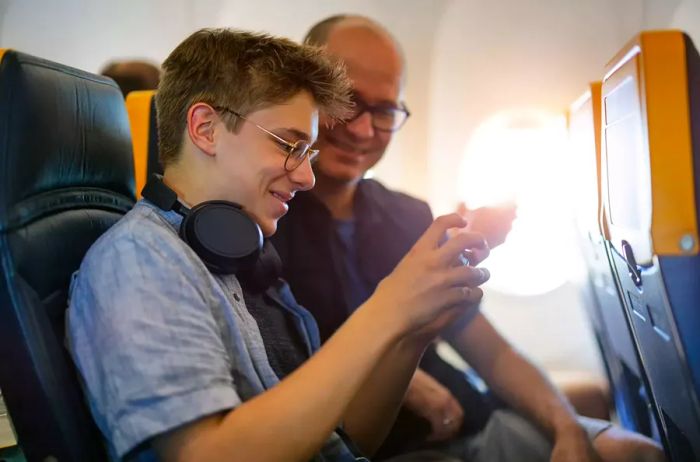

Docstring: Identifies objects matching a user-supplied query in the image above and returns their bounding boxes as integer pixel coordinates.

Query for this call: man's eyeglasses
[347,93,411,132]
[214,105,318,172]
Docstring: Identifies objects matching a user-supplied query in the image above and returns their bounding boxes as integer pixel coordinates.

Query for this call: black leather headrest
[0,49,135,461]
[0,50,135,230]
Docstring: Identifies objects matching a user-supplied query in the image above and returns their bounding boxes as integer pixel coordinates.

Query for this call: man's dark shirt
[272,179,497,457]
[332,218,373,316]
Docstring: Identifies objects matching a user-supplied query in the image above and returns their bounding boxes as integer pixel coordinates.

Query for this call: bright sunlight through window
[459,109,583,296]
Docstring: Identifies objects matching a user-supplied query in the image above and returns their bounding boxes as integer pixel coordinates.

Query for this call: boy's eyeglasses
[214,106,318,172]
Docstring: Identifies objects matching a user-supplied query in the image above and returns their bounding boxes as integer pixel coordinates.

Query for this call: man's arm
[456,203,517,249]
[445,313,601,461]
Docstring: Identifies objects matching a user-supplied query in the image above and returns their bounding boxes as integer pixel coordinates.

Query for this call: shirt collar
[139,198,184,231]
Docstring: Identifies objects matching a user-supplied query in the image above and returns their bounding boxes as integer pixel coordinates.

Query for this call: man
[100,59,160,98]
[272,15,665,462]
[67,28,490,461]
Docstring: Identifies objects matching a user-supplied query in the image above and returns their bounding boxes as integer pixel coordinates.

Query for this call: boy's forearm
[342,335,428,455]
[155,302,404,462]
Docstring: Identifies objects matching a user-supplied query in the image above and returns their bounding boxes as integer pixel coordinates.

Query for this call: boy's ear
[187,103,219,157]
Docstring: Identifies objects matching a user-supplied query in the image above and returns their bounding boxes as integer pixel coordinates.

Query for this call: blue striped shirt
[67,200,355,461]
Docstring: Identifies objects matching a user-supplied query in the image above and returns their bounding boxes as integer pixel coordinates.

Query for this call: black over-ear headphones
[142,174,281,292]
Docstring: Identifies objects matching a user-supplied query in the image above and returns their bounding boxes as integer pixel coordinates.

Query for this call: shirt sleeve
[67,228,240,459]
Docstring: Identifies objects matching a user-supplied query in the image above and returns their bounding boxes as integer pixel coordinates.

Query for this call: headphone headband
[141,174,184,213]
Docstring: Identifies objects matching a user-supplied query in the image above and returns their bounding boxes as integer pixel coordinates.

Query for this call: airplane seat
[602,30,700,460]
[0,49,136,461]
[569,84,659,437]
[126,90,161,197]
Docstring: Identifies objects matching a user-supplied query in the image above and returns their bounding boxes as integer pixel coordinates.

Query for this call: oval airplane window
[458,109,583,296]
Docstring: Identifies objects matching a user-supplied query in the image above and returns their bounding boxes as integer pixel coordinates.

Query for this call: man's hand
[550,426,602,462]
[456,202,517,249]
[404,368,464,442]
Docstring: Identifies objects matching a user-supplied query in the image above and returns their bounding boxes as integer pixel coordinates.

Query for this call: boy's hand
[369,214,490,336]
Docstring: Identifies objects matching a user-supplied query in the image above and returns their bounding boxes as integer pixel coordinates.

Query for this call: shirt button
[233,293,241,302]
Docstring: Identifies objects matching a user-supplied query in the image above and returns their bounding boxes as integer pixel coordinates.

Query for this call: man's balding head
[100,60,161,98]
[303,15,407,185]
[304,15,405,86]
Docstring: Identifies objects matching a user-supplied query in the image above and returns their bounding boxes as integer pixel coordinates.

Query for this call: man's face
[314,25,404,184]
[210,91,318,236]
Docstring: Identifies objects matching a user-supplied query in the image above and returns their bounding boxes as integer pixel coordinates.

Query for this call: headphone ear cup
[180,201,263,274]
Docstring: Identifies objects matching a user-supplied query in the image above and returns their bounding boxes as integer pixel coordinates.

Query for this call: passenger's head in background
[304,15,408,186]
[100,60,160,98]
[156,28,352,236]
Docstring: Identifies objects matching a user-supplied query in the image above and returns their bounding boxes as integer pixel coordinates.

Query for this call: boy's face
[210,91,318,236]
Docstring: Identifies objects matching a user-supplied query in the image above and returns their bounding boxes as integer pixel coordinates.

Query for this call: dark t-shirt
[243,286,310,379]
[332,218,372,313]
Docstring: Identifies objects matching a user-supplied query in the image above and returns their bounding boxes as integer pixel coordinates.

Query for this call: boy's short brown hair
[156,28,352,167]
